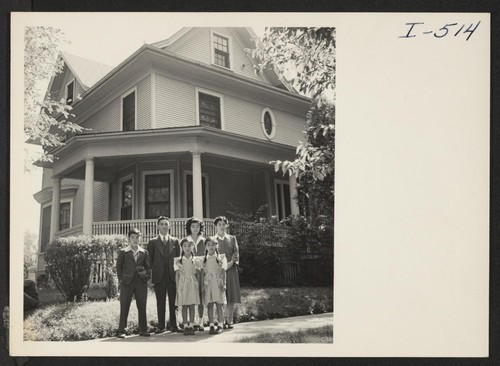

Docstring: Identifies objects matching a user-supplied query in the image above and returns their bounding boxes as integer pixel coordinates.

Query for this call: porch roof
[42,125,297,178]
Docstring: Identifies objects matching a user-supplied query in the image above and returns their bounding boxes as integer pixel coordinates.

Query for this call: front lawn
[238,324,333,343]
[24,286,333,341]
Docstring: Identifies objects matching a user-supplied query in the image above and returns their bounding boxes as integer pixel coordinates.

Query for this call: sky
[21,13,267,238]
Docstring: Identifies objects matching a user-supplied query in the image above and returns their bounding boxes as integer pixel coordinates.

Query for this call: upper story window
[198,91,221,129]
[66,79,75,105]
[261,108,276,140]
[211,31,231,69]
[121,88,136,131]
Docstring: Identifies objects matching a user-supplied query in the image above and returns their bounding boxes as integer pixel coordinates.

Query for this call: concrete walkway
[93,312,333,343]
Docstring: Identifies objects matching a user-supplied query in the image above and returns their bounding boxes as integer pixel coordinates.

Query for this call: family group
[116,216,240,338]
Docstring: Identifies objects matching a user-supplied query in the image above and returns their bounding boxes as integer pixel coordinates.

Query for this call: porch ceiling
[50,126,296,178]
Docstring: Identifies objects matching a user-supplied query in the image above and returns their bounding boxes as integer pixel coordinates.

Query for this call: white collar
[215,233,229,240]
[206,252,217,257]
[123,245,145,253]
[181,255,194,261]
[187,235,204,245]
[159,234,170,241]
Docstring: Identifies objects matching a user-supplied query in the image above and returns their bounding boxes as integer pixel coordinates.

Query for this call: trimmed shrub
[44,235,128,302]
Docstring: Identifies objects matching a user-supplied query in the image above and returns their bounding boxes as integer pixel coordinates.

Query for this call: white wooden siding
[156,74,196,128]
[60,178,109,226]
[137,75,151,129]
[81,97,121,132]
[172,27,268,84]
[224,94,305,146]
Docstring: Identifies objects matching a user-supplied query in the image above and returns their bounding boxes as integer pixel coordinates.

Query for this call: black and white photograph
[8,11,490,358]
[19,17,335,345]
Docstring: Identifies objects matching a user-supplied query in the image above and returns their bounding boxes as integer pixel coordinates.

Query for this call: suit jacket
[116,246,151,286]
[147,235,180,284]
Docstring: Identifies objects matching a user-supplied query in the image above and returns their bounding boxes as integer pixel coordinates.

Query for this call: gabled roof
[61,51,114,89]
[150,27,295,93]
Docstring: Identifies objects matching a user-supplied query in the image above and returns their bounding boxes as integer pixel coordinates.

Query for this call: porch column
[288,174,300,216]
[83,157,94,235]
[49,176,61,240]
[191,152,203,219]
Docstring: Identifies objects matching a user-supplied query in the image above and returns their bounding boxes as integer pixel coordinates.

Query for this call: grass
[25,286,333,341]
[238,325,333,343]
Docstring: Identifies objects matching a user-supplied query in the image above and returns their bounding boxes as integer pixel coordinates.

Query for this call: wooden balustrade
[91,218,216,243]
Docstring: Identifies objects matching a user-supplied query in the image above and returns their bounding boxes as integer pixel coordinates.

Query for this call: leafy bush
[44,235,128,302]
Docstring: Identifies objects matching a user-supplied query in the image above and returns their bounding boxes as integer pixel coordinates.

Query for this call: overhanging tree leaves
[24,26,86,168]
[250,27,336,219]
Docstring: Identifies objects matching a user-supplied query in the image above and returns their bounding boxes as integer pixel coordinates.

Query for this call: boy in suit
[116,228,151,338]
[147,216,181,333]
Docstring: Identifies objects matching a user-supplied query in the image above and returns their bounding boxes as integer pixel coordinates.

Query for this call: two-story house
[33,27,310,278]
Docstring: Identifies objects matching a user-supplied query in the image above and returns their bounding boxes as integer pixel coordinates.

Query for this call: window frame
[118,173,135,220]
[210,30,233,70]
[120,86,138,132]
[183,170,210,218]
[274,179,291,221]
[195,87,225,130]
[261,107,277,140]
[65,78,75,105]
[141,169,175,219]
[39,198,74,253]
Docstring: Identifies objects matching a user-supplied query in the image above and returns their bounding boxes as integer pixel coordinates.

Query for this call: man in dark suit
[116,228,151,338]
[147,216,181,333]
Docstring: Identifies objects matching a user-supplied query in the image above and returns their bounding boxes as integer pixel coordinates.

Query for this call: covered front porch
[44,126,300,244]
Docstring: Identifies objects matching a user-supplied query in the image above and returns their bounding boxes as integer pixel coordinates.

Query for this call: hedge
[44,235,128,302]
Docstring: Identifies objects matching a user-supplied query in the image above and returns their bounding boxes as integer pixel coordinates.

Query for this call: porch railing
[92,218,216,243]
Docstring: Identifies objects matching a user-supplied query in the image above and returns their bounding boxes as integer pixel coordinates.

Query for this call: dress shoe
[227,324,234,329]
[170,327,181,333]
[216,326,223,334]
[116,332,126,338]
[198,324,204,331]
[209,326,215,334]
[155,328,166,334]
[140,332,150,337]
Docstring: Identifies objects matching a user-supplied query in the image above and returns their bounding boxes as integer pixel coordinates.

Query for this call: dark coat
[147,235,180,284]
[116,247,151,285]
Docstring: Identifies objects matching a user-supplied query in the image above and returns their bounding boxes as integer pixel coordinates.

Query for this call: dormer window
[66,79,75,105]
[211,31,231,69]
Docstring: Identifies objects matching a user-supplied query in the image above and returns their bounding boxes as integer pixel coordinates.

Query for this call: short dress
[186,236,206,305]
[174,256,201,306]
[215,234,241,303]
[202,253,227,305]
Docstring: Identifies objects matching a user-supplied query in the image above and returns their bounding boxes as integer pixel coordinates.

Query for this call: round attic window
[261,108,276,140]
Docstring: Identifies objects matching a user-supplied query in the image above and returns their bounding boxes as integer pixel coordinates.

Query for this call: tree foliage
[24,26,85,168]
[24,230,38,271]
[250,27,336,221]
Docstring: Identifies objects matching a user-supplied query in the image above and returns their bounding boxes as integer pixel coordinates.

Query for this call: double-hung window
[213,33,230,69]
[198,92,221,129]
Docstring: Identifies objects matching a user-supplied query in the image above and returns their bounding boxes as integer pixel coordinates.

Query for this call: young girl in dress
[213,216,241,329]
[174,238,202,335]
[184,217,206,331]
[202,237,227,334]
